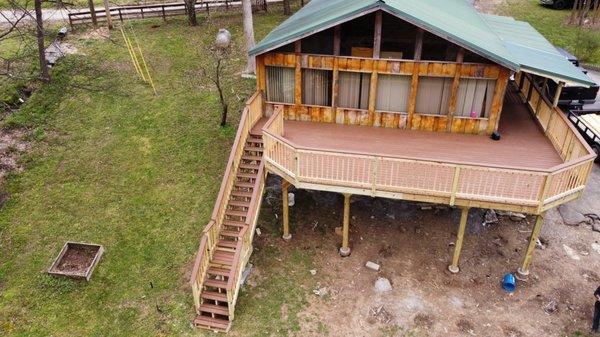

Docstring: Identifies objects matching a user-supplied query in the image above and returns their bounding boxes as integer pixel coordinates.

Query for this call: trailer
[568,109,600,161]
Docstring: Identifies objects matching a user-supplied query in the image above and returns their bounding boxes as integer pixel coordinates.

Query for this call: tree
[241,0,255,75]
[1,0,50,83]
[184,0,198,26]
[34,0,50,82]
[283,0,291,15]
[196,29,233,126]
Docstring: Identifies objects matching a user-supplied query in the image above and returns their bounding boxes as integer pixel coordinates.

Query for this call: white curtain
[376,74,411,112]
[338,72,370,110]
[266,66,295,104]
[456,78,496,118]
[415,76,453,115]
[302,69,332,106]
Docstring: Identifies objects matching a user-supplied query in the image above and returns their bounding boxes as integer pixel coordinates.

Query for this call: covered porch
[260,78,595,277]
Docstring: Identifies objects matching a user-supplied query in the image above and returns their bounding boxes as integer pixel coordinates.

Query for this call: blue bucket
[502,273,516,292]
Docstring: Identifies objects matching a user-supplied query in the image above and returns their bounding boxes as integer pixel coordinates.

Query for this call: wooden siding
[258,52,507,135]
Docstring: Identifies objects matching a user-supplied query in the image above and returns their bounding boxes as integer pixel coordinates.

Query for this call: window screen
[376,74,411,112]
[338,71,370,110]
[415,77,453,115]
[266,66,295,104]
[302,69,333,106]
[455,79,496,118]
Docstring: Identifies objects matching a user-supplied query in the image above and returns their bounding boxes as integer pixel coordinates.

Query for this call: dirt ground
[473,0,506,13]
[250,165,600,337]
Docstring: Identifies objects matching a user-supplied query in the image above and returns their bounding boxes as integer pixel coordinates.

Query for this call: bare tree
[241,0,255,75]
[34,0,50,82]
[184,0,198,26]
[283,0,291,15]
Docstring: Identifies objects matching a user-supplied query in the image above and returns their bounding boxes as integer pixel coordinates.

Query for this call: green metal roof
[481,13,595,87]
[250,0,595,87]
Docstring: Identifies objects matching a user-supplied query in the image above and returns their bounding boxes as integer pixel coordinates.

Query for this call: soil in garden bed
[55,245,98,275]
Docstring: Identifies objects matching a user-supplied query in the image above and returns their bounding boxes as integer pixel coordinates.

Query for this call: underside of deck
[280,87,563,170]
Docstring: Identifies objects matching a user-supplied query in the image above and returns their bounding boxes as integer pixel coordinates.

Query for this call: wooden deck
[280,88,563,170]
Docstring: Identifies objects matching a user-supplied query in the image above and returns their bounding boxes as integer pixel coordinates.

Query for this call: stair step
[247,137,263,143]
[205,278,228,289]
[228,200,250,208]
[236,172,257,179]
[234,181,254,189]
[213,250,234,264]
[208,266,231,277]
[241,155,262,162]
[200,303,230,316]
[220,230,243,238]
[217,240,238,249]
[244,146,264,152]
[239,163,260,170]
[225,209,248,217]
[201,290,228,302]
[223,219,245,227]
[194,315,230,331]
[231,190,253,198]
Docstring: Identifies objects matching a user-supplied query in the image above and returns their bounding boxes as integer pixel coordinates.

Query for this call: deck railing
[263,91,595,212]
[190,91,263,313]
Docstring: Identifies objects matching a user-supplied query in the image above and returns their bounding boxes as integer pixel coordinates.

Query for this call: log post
[88,0,98,27]
[102,0,112,29]
[282,180,292,241]
[517,214,544,278]
[553,81,564,107]
[373,11,382,59]
[448,207,469,273]
[340,193,352,257]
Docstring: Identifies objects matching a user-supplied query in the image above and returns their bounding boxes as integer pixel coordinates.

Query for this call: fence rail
[68,0,282,26]
[263,83,596,213]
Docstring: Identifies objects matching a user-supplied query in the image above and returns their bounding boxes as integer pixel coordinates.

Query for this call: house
[190,0,597,332]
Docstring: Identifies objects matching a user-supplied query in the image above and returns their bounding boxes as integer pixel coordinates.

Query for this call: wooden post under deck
[552,82,565,107]
[448,207,469,273]
[282,180,292,241]
[517,213,544,277]
[340,193,351,257]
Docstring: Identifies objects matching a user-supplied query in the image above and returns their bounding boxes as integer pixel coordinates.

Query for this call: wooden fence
[68,0,282,26]
[263,85,596,213]
[189,91,263,313]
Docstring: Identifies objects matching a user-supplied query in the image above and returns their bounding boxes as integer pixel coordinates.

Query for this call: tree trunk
[185,0,198,26]
[242,0,255,74]
[283,0,291,15]
[34,0,50,83]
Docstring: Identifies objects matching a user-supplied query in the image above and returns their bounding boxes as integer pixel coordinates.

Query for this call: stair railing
[225,160,265,320]
[190,91,263,313]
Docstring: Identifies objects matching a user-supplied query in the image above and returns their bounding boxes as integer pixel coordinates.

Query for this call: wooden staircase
[192,132,265,332]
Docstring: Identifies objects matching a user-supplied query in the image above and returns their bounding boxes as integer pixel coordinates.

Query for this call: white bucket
[288,192,295,206]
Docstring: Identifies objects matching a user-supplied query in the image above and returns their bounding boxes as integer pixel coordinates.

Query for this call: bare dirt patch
[253,172,600,336]
[473,0,507,13]
[55,244,98,275]
[0,128,30,181]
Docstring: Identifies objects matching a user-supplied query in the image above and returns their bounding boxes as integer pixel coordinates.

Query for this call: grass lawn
[0,8,315,336]
[499,0,600,66]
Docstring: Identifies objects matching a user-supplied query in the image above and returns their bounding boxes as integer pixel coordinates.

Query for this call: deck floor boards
[280,88,563,170]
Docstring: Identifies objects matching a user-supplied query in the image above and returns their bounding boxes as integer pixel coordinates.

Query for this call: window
[455,78,496,118]
[302,69,333,106]
[415,77,453,115]
[266,66,295,104]
[376,74,411,112]
[338,71,370,110]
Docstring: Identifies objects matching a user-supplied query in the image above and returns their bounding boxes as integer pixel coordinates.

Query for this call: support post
[373,11,382,59]
[333,25,341,56]
[282,180,291,241]
[448,207,469,273]
[339,193,351,257]
[517,214,544,278]
[552,81,564,107]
